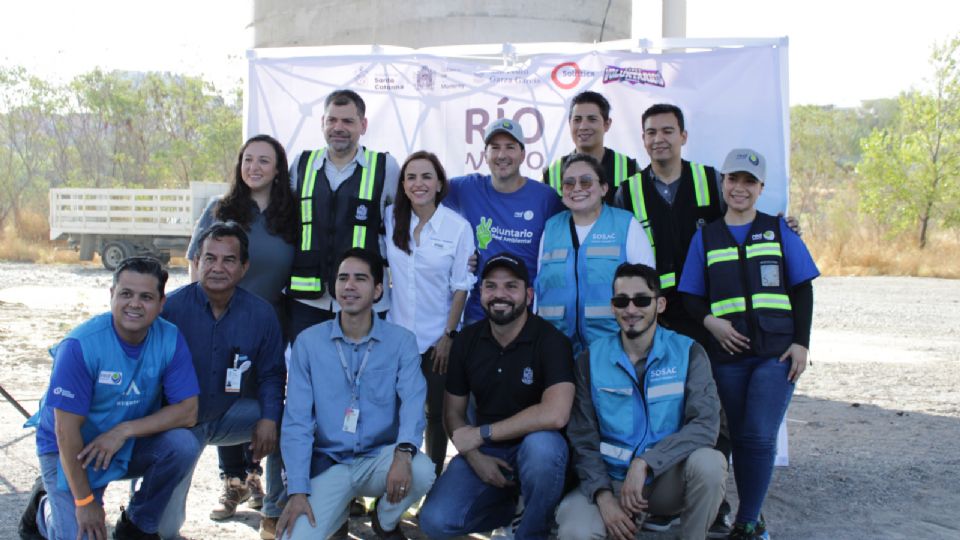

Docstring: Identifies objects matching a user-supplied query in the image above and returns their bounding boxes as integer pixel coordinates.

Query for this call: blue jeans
[712,356,794,525]
[418,430,568,540]
[158,399,284,539]
[36,428,199,540]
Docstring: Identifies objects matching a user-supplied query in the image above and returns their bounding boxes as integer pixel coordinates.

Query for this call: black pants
[421,349,448,478]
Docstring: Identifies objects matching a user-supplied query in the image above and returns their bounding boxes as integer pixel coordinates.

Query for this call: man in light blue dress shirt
[276,248,434,540]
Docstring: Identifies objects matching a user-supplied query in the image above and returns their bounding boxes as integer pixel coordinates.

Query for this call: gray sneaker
[209,477,251,520]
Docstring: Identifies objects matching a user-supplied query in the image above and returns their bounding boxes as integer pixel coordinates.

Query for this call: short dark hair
[561,153,607,186]
[569,91,611,121]
[113,256,169,297]
[612,263,661,296]
[195,221,250,264]
[337,247,384,286]
[642,103,685,132]
[324,89,366,118]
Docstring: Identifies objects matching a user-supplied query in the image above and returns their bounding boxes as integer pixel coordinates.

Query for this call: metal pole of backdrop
[0,382,33,420]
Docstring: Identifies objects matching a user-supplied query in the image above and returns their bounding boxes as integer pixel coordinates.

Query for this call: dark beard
[624,329,643,340]
[484,301,524,326]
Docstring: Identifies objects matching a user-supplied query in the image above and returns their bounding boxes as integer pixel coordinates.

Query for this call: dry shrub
[16,209,50,242]
[0,224,78,264]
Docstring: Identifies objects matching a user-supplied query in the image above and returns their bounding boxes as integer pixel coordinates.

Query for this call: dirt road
[1,263,958,539]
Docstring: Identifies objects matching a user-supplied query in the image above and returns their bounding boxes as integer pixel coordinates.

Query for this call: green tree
[857,35,960,248]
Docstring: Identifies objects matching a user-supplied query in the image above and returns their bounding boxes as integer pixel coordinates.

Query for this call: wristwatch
[396,443,418,457]
[446,329,458,339]
[480,424,493,443]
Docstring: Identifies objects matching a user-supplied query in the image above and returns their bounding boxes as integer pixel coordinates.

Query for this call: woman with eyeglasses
[678,149,819,540]
[384,150,476,478]
[535,153,655,355]
[185,134,296,533]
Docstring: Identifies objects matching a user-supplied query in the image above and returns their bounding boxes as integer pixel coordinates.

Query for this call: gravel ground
[1,263,959,539]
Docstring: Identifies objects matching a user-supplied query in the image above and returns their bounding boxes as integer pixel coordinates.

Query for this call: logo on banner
[353,67,370,87]
[603,65,665,88]
[416,66,435,91]
[551,62,582,89]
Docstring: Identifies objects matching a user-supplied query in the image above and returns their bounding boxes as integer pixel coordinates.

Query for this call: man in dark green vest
[286,89,400,341]
[543,91,638,205]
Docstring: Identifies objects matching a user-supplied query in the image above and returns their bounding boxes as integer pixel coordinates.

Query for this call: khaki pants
[556,447,727,540]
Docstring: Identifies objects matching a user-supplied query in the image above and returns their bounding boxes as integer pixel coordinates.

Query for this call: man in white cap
[444,118,565,324]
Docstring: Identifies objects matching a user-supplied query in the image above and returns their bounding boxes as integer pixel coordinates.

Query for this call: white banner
[246,40,790,213]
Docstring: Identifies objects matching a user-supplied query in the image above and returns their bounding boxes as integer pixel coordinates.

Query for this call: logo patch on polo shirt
[98,371,123,385]
[521,367,534,385]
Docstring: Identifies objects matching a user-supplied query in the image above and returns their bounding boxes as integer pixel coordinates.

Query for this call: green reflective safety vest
[544,148,636,205]
[288,147,387,299]
[701,211,794,360]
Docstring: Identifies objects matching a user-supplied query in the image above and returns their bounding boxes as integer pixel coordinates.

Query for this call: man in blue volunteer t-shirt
[445,117,565,324]
[20,256,200,540]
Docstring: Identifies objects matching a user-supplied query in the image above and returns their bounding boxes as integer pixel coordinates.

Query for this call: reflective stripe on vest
[290,276,322,292]
[746,242,783,259]
[299,149,323,252]
[626,174,655,250]
[351,150,379,248]
[711,296,747,317]
[612,152,628,187]
[691,162,710,207]
[752,293,792,311]
[660,272,676,289]
[549,158,564,195]
[706,247,739,267]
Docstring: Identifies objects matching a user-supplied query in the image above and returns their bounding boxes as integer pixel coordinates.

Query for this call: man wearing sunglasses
[557,262,726,540]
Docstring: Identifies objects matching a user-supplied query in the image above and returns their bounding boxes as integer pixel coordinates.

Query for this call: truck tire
[101,241,132,271]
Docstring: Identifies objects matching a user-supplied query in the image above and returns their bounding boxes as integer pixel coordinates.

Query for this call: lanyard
[335,340,374,401]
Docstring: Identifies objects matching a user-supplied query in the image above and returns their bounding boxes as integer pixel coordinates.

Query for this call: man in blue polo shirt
[158,221,286,540]
[445,118,565,324]
[19,256,200,540]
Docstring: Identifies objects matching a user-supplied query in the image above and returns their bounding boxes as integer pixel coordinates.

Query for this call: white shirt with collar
[384,203,477,354]
[288,146,401,312]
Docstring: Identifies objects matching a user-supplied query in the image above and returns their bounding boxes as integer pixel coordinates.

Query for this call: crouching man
[557,263,727,540]
[20,257,200,540]
[276,248,434,540]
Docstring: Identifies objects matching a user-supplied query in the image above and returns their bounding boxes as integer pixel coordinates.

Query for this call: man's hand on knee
[275,493,314,539]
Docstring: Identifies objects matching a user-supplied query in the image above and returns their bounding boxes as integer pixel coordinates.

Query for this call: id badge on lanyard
[225,348,251,393]
[336,341,373,433]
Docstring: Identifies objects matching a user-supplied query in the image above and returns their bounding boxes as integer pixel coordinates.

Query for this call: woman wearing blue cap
[678,148,819,540]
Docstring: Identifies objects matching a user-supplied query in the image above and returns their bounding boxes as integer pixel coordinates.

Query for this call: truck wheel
[101,242,131,271]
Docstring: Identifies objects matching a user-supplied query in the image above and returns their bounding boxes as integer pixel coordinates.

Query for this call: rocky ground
[1,263,958,539]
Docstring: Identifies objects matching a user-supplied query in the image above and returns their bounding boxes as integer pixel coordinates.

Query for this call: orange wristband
[74,494,94,507]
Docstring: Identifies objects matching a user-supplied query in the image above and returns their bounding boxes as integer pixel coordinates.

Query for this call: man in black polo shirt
[418,253,575,540]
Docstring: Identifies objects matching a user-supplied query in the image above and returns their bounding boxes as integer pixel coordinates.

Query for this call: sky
[0,0,957,107]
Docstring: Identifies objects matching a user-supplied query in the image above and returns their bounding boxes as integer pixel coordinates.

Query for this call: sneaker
[642,513,680,532]
[259,516,277,540]
[247,471,265,510]
[209,477,251,520]
[114,508,160,539]
[370,500,408,540]
[708,511,732,538]
[728,518,769,540]
[18,476,45,540]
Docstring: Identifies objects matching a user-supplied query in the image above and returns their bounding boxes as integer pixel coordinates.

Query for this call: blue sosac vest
[589,327,691,480]
[701,212,794,361]
[535,205,633,354]
[38,313,179,490]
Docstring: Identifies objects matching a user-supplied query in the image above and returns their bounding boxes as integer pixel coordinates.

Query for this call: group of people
[20,87,818,540]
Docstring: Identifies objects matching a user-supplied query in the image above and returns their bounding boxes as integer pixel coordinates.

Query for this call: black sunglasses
[610,295,655,308]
